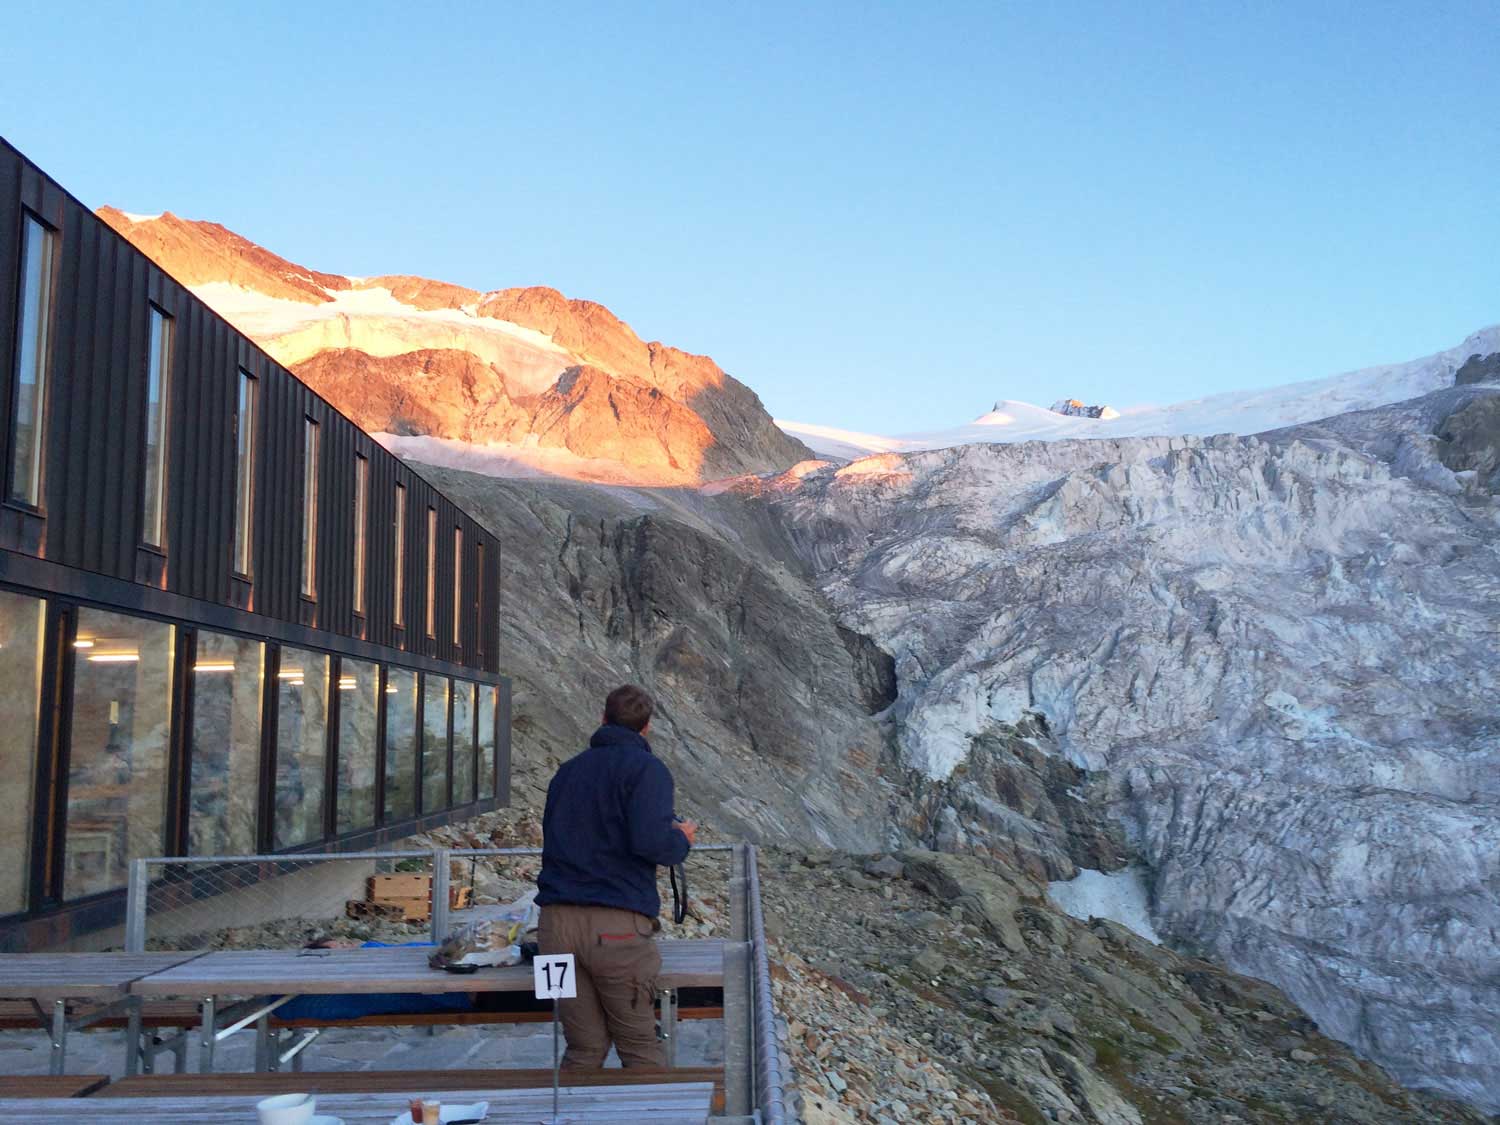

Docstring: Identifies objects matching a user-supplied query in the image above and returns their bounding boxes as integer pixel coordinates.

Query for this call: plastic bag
[427,889,539,969]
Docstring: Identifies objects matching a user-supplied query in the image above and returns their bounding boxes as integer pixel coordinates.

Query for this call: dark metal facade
[0,137,512,949]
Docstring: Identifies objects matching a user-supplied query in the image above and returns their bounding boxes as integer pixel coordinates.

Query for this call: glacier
[750,375,1500,1109]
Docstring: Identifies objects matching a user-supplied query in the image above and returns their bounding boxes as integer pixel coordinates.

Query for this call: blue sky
[2,1,1495,433]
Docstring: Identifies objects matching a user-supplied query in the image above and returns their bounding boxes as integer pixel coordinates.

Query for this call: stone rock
[1454,351,1500,386]
[863,855,905,880]
[1076,964,1202,1048]
[899,850,1030,954]
[1291,1048,1318,1063]
[909,948,947,978]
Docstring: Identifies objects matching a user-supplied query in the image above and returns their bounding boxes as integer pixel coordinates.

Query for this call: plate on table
[390,1101,489,1125]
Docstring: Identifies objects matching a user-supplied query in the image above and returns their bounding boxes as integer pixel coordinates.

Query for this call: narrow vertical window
[353,454,369,615]
[301,418,320,599]
[10,214,56,506]
[233,371,258,576]
[452,526,463,645]
[475,541,485,657]
[425,506,437,638]
[141,307,173,547]
[393,483,406,627]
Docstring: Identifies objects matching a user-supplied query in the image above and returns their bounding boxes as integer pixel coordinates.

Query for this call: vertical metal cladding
[0,136,513,947]
[0,137,500,674]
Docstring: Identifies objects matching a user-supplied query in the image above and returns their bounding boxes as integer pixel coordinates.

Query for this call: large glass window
[478,684,497,799]
[301,420,320,599]
[452,680,475,806]
[233,371,257,577]
[452,527,463,646]
[188,631,263,856]
[393,484,406,628]
[383,666,417,820]
[141,307,173,547]
[336,657,378,834]
[65,609,173,898]
[421,674,449,812]
[353,455,369,616]
[425,507,437,638]
[0,592,45,913]
[274,648,328,849]
[10,213,56,506]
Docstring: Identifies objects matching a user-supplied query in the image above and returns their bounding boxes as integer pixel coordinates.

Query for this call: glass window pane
[188,631,263,856]
[233,371,257,576]
[383,666,417,820]
[11,214,56,506]
[452,527,462,645]
[274,648,328,849]
[425,507,437,638]
[0,592,45,913]
[478,684,497,800]
[452,681,475,807]
[301,421,320,599]
[393,485,406,627]
[65,609,173,898]
[421,674,449,812]
[336,658,378,834]
[142,308,172,547]
[353,456,368,616]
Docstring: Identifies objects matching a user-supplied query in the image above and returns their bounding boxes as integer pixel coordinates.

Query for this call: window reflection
[0,592,45,913]
[452,680,475,806]
[274,649,327,849]
[188,631,263,855]
[421,674,449,812]
[383,667,417,821]
[336,658,378,834]
[66,609,173,898]
[478,684,497,800]
[11,213,55,507]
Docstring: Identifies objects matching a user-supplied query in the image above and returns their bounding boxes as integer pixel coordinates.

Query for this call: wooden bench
[0,1075,110,1098]
[103,1067,727,1113]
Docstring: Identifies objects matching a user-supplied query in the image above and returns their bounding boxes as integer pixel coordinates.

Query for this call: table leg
[255,1012,270,1073]
[198,996,216,1073]
[659,986,678,1068]
[124,996,143,1077]
[49,999,66,1076]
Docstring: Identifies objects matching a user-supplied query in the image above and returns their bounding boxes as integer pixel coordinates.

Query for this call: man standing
[536,684,697,1068]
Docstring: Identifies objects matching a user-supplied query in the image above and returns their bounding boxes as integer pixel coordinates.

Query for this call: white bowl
[257,1092,317,1125]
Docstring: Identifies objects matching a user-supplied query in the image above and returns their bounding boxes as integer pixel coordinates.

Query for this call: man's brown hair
[604,684,654,733]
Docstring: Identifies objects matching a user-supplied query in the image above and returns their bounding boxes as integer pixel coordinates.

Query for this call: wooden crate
[368,873,431,900]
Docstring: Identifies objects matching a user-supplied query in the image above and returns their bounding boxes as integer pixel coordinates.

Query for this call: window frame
[452,526,463,646]
[300,417,320,601]
[392,482,407,629]
[425,506,437,640]
[8,210,58,511]
[231,370,258,579]
[139,304,174,550]
[352,454,369,618]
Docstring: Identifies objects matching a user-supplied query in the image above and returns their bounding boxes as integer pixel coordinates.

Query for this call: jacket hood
[588,724,652,754]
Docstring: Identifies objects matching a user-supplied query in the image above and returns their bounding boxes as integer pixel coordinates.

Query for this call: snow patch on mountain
[1049,867,1161,944]
[779,325,1500,457]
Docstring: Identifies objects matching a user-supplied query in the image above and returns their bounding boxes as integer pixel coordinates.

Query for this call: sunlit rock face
[97,209,809,484]
[735,384,1500,1110]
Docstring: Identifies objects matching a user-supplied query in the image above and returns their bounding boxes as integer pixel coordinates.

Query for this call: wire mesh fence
[126,844,739,953]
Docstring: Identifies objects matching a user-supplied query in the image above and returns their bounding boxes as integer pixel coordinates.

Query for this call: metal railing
[124,841,793,1121]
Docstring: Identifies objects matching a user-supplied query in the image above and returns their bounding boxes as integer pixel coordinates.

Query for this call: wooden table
[0,1082,718,1122]
[0,952,206,1075]
[0,1075,110,1097]
[128,940,725,1072]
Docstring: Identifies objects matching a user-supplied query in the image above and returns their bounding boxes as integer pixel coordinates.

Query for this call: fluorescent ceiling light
[194,662,235,674]
[88,653,139,664]
[73,639,95,649]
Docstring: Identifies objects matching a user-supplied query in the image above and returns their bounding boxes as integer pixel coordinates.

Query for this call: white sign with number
[533,953,577,999]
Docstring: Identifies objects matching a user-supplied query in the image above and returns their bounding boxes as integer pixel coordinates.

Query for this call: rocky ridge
[97,208,810,482]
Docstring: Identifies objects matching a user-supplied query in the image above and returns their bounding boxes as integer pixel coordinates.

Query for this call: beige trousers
[537,903,664,1068]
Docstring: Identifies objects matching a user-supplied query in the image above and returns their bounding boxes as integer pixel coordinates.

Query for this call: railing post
[430,848,451,941]
[125,858,150,953]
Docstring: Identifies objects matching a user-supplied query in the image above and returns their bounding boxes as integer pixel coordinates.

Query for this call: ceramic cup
[256,1092,317,1125]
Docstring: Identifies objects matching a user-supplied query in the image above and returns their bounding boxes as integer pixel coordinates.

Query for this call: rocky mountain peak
[1048,397,1121,420]
[97,209,811,484]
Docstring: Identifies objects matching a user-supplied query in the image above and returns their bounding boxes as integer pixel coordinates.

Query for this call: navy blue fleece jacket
[536,724,691,918]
